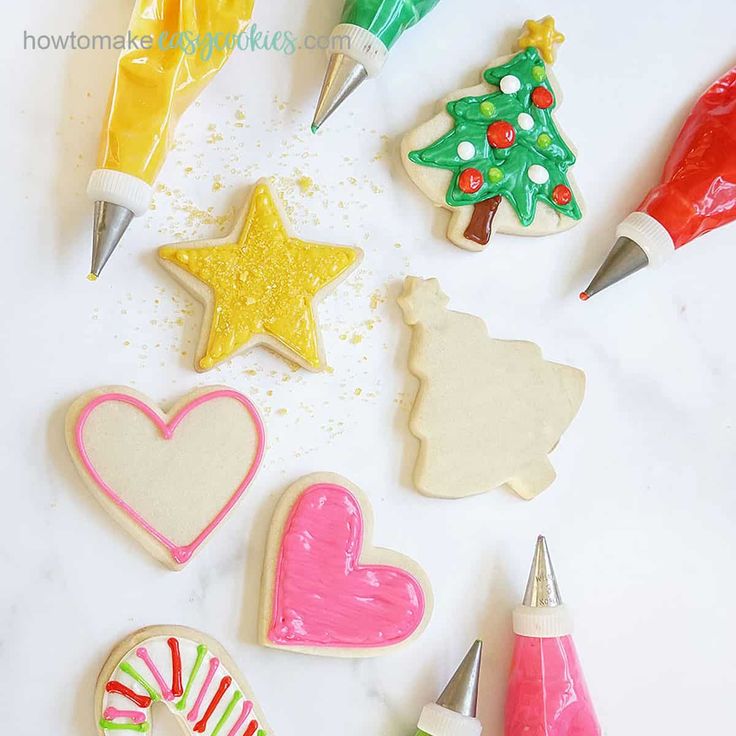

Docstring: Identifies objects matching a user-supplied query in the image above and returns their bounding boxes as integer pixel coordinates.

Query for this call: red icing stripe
[194,676,232,733]
[105,681,152,708]
[168,638,183,697]
[242,721,259,736]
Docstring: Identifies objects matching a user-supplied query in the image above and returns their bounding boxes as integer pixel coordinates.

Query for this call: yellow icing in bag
[97,0,255,185]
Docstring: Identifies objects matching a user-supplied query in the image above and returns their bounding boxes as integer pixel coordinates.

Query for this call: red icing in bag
[639,65,736,247]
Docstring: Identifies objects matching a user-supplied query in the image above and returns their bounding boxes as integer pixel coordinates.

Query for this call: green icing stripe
[119,662,159,702]
[211,691,243,736]
[257,730,267,736]
[176,643,207,711]
[414,731,432,736]
[99,720,150,732]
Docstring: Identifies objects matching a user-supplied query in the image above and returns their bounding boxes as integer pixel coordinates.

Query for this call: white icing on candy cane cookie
[96,626,272,736]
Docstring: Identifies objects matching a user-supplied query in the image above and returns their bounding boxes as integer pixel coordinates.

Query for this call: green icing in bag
[341,0,441,48]
[313,0,442,131]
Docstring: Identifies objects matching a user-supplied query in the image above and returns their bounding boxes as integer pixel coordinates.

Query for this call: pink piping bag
[505,536,601,736]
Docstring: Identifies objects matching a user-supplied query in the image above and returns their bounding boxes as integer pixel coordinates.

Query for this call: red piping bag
[582,64,736,300]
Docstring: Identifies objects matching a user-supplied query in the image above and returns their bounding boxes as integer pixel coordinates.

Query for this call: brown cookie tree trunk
[464,195,502,246]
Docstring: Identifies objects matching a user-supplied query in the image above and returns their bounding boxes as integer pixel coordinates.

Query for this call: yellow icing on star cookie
[517,16,565,64]
[159,181,361,371]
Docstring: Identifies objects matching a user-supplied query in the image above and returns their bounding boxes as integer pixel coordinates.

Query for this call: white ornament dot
[517,112,534,131]
[527,164,549,184]
[500,75,521,94]
[456,141,476,161]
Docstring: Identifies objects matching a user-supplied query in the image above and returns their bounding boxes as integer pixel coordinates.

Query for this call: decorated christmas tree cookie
[399,277,585,499]
[159,179,362,372]
[402,17,584,251]
[96,626,273,735]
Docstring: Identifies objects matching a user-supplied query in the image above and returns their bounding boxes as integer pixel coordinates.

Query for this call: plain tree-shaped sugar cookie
[398,277,585,499]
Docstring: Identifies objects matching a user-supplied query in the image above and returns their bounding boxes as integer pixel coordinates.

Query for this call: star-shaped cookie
[159,179,362,372]
[517,16,565,64]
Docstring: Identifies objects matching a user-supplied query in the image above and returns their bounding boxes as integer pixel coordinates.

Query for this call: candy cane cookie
[96,626,273,736]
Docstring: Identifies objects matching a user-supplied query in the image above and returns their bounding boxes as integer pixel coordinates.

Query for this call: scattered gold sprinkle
[297,176,314,195]
[369,290,385,310]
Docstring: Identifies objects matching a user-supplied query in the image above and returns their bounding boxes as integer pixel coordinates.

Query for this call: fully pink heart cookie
[260,473,433,657]
[65,386,265,570]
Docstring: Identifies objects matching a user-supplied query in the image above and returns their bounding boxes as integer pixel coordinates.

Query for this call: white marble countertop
[3,0,736,733]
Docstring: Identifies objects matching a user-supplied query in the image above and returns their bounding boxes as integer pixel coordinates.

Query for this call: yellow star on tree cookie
[159,179,362,372]
[517,16,565,64]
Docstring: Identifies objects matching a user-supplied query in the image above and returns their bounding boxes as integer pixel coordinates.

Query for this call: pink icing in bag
[505,537,601,736]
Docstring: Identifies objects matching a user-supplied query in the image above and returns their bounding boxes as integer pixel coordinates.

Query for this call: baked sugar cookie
[96,626,272,735]
[399,277,585,499]
[401,17,583,251]
[65,386,265,570]
[159,179,362,372]
[259,473,432,657]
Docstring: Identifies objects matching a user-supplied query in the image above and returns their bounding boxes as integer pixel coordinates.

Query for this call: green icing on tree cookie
[408,47,581,245]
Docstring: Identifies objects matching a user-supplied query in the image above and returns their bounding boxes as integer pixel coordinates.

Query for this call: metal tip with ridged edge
[581,236,649,300]
[522,536,562,607]
[436,640,482,718]
[311,53,368,132]
[90,201,134,277]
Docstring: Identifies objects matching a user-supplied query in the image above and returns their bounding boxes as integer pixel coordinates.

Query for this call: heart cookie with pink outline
[260,473,433,657]
[65,386,265,570]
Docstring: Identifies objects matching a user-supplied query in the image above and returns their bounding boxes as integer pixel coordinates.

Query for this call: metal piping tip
[522,536,562,608]
[581,236,649,300]
[311,53,368,132]
[90,201,134,277]
[436,640,482,718]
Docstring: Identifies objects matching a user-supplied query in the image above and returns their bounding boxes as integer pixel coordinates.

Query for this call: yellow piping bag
[87,0,255,277]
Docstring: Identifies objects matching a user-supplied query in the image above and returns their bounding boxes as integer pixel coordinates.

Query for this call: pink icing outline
[187,657,220,722]
[269,482,427,648]
[74,389,265,565]
[136,646,173,701]
[103,707,146,724]
[226,700,253,736]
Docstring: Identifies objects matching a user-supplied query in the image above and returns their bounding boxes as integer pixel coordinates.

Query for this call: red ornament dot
[552,184,572,205]
[486,120,516,149]
[531,86,554,109]
[458,168,484,194]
